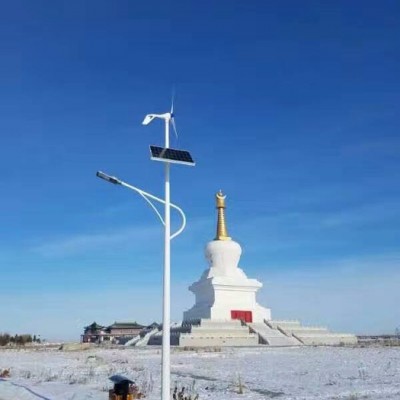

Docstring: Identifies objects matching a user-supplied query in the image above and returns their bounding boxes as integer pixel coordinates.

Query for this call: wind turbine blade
[171,118,178,139]
[170,89,175,115]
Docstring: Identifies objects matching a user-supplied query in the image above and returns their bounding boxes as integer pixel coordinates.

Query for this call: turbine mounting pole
[162,114,171,400]
[115,101,195,400]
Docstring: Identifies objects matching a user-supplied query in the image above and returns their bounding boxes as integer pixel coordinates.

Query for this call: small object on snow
[108,375,144,399]
[0,369,10,378]
[109,375,134,385]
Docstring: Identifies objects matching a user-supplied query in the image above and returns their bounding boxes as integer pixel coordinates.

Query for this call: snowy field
[0,346,399,400]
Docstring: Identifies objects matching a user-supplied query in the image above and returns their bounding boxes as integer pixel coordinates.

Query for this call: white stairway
[148,323,182,346]
[179,319,258,347]
[135,328,159,346]
[148,319,259,347]
[248,321,302,346]
[146,319,357,347]
[124,334,141,346]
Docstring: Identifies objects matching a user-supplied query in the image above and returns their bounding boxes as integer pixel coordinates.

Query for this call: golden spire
[215,190,231,241]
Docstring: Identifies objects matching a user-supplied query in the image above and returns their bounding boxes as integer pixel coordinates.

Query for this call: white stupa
[183,190,271,323]
[147,191,357,347]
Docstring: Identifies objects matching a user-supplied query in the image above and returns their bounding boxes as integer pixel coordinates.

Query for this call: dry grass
[172,380,199,400]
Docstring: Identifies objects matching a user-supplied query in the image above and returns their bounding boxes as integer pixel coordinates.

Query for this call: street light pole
[98,106,194,400]
[162,117,171,400]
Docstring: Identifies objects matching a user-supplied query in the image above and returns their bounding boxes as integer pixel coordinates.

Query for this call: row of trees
[0,333,41,346]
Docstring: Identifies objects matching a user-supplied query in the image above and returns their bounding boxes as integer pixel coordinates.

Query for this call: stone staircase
[146,318,357,347]
[248,321,302,346]
[147,322,182,346]
[179,319,258,347]
[135,328,160,346]
[147,319,259,347]
[124,334,141,346]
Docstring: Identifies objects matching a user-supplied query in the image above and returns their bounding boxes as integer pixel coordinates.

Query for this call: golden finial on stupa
[215,190,231,241]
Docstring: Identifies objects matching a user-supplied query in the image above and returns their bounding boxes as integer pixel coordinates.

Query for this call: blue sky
[0,1,399,340]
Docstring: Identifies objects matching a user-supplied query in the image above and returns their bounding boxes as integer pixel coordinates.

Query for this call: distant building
[81,321,146,344]
[81,322,106,343]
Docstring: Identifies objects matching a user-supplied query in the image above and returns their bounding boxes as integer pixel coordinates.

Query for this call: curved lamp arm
[96,171,186,240]
[121,181,186,240]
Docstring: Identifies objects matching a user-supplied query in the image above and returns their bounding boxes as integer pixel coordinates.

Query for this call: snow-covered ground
[0,346,399,400]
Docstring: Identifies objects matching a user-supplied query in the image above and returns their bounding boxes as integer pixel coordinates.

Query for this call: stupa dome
[205,239,242,271]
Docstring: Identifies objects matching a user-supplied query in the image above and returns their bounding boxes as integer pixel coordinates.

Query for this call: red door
[231,310,253,323]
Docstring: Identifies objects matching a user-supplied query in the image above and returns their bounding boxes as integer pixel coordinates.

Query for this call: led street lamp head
[96,171,121,185]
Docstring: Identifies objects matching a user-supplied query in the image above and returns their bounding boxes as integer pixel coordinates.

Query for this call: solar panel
[150,146,195,166]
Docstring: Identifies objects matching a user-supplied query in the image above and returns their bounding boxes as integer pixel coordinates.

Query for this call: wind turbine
[142,97,179,143]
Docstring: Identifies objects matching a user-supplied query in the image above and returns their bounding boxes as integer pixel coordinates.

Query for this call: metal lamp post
[97,108,194,400]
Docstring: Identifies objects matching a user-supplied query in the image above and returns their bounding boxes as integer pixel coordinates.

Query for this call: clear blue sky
[0,1,399,340]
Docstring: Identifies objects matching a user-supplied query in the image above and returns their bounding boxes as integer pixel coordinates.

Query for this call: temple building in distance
[81,321,146,344]
[147,191,357,347]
